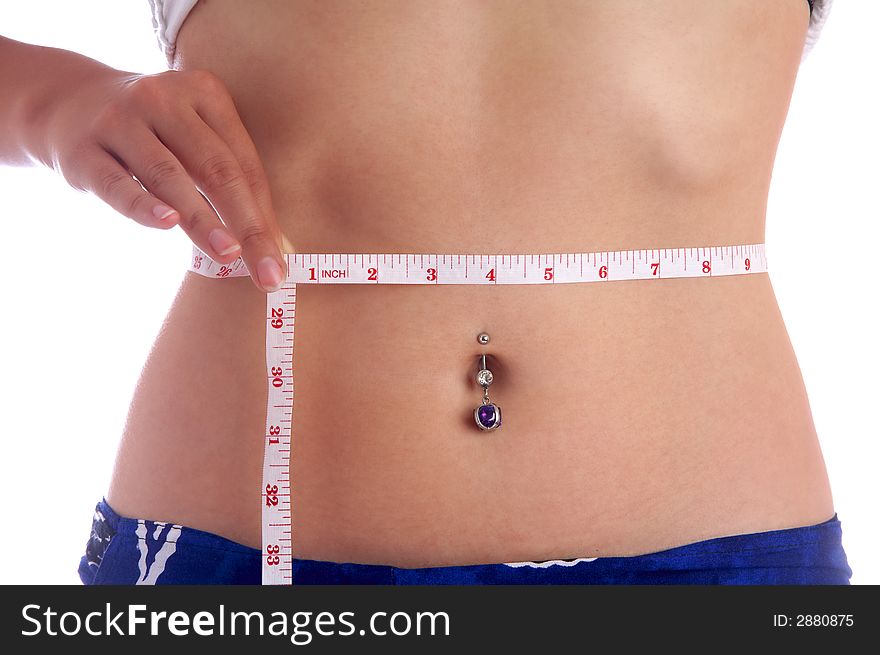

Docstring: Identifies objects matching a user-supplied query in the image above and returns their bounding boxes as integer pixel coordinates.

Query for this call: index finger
[155,110,287,292]
[190,74,291,256]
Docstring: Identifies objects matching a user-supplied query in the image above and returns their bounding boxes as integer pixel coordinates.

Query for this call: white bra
[147,0,198,66]
[148,0,834,67]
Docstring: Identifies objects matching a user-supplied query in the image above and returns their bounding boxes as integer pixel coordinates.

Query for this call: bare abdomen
[106,0,833,563]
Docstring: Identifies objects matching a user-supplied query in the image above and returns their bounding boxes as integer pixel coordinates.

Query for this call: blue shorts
[79,498,852,585]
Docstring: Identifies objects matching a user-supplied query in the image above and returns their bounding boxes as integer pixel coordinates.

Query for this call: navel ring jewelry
[477,332,490,345]
[474,353,502,431]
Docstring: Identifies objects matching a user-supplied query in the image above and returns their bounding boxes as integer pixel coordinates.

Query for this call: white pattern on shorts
[503,557,599,568]
[135,519,183,584]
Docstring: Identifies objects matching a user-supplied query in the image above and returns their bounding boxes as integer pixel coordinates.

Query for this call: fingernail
[257,256,284,291]
[153,204,177,221]
[208,228,242,256]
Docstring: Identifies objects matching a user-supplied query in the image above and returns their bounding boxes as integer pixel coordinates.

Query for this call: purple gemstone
[478,404,497,428]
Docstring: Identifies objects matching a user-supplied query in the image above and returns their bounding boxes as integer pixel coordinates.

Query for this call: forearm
[0,35,123,168]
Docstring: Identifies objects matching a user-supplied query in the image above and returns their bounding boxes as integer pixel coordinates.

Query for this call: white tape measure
[187,242,767,584]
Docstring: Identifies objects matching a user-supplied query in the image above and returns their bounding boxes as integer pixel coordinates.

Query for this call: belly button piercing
[474,352,502,431]
[477,332,490,345]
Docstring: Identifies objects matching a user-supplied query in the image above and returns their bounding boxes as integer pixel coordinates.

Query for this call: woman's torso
[107,0,834,565]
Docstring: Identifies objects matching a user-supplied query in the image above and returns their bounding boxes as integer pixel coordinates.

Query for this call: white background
[0,1,877,584]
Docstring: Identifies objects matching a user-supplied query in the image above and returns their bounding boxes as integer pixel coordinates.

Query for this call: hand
[44,67,288,292]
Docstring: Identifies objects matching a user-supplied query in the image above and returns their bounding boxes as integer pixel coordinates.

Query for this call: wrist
[18,44,130,169]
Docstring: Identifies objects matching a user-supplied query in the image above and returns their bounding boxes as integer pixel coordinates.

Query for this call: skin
[5,0,836,566]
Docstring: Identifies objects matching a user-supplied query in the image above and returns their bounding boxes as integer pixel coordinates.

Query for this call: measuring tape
[186,242,767,584]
